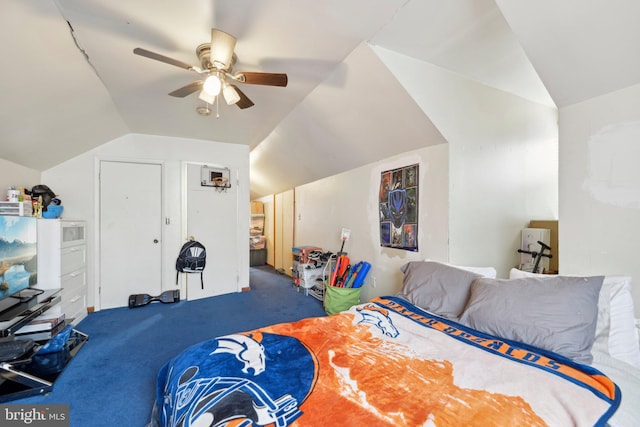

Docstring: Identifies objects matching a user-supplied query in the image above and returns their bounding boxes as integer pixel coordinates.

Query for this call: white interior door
[100,161,163,309]
[185,163,238,300]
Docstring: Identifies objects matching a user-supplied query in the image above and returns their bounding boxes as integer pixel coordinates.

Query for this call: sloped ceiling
[2,0,639,198]
[495,0,640,107]
[249,43,447,197]
[0,1,129,168]
[369,0,555,108]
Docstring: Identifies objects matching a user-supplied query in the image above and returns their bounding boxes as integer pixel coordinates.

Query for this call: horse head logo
[210,333,266,375]
[356,305,399,338]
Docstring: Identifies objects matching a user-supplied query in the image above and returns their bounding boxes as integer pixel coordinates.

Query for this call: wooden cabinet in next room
[37,219,88,325]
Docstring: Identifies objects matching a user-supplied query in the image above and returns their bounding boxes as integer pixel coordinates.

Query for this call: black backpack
[28,184,57,211]
[175,240,206,288]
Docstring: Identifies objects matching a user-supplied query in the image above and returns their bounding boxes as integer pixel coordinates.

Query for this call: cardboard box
[250,201,264,215]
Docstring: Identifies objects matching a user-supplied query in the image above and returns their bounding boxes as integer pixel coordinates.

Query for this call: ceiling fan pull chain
[215,96,220,118]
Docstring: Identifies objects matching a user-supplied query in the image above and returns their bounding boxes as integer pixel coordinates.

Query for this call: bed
[148,261,640,427]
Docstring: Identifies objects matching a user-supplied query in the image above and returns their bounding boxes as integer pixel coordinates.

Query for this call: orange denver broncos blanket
[151,296,620,426]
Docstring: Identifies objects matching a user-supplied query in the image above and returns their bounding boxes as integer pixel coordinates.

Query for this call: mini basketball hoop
[213,177,230,192]
[201,165,231,192]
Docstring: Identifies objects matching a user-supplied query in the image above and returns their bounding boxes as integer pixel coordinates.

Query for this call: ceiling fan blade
[168,81,203,97]
[231,85,254,109]
[210,29,237,70]
[133,48,198,71]
[235,72,288,87]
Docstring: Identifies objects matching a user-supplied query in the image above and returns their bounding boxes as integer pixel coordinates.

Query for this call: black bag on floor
[176,240,206,288]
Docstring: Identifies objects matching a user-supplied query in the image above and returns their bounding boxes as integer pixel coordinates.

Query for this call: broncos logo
[210,334,266,375]
[356,305,399,338]
[164,333,318,427]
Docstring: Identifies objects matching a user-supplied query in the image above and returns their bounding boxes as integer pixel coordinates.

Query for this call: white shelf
[0,201,32,216]
[37,219,88,325]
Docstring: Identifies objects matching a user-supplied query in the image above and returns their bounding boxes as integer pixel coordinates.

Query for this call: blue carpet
[12,266,326,427]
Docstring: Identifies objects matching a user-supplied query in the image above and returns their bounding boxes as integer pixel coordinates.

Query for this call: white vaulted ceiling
[1,0,639,198]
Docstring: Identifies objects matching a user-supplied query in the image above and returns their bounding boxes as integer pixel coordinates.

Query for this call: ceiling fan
[133,28,288,114]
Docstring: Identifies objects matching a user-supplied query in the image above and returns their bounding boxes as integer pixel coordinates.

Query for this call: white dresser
[37,219,88,325]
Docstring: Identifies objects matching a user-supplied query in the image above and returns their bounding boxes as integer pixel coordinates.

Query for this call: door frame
[180,160,242,298]
[94,157,166,311]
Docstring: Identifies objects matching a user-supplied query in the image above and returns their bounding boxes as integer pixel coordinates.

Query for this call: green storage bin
[324,285,362,315]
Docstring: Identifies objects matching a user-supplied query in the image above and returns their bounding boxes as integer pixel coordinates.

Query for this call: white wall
[295,144,449,301]
[290,52,559,301]
[41,133,250,310]
[445,87,558,277]
[0,159,41,199]
[374,47,559,278]
[560,83,640,316]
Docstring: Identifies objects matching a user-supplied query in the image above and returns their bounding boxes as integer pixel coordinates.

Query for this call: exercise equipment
[517,241,552,274]
[128,290,180,308]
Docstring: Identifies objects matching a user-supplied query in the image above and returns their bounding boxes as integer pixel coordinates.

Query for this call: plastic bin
[250,248,267,266]
[324,286,362,315]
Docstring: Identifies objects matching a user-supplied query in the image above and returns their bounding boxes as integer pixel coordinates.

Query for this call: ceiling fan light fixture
[133,28,286,112]
[203,75,222,95]
[210,29,237,70]
[198,88,216,105]
[222,84,241,105]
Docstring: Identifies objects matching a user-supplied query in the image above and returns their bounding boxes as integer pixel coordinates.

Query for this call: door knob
[153,239,159,244]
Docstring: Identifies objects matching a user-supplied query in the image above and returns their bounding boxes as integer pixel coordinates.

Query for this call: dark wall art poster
[379,164,418,251]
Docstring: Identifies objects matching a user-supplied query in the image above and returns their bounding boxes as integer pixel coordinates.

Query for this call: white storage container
[37,219,88,324]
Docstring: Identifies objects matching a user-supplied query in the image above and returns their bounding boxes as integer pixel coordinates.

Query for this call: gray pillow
[459,276,604,364]
[398,261,482,319]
